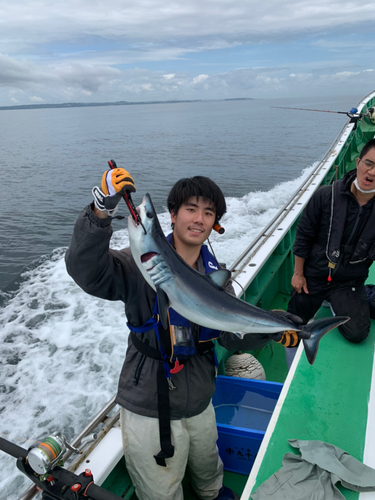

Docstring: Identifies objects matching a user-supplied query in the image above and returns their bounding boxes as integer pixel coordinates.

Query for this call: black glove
[268,309,305,347]
[93,166,136,216]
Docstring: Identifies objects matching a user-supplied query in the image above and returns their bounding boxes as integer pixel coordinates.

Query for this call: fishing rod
[271,106,361,117]
[272,106,375,127]
[0,434,122,500]
[107,159,147,234]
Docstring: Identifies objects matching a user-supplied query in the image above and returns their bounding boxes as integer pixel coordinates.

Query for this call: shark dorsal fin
[157,288,170,330]
[206,269,231,288]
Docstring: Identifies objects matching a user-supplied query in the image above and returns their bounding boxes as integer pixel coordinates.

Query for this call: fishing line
[271,106,360,117]
[0,432,38,446]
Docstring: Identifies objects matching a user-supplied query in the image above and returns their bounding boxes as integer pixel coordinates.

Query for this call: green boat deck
[102,456,249,499]
[245,264,375,500]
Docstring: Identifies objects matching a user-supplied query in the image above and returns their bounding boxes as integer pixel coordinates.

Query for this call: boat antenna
[271,106,361,118]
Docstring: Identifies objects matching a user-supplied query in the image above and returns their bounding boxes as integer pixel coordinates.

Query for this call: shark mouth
[141,252,158,263]
[141,252,159,271]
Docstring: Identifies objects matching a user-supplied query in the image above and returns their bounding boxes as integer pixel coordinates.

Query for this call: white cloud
[1,1,375,50]
[330,71,360,78]
[0,0,375,104]
[29,96,45,103]
[192,74,209,84]
[0,59,373,104]
[0,53,122,98]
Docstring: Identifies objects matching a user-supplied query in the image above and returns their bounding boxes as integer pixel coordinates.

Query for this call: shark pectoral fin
[157,287,170,330]
[301,316,350,365]
[206,269,231,288]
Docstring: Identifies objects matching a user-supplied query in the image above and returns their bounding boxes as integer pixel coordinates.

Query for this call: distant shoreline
[0,97,254,112]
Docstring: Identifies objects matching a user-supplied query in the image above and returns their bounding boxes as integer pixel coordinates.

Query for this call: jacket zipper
[332,205,363,278]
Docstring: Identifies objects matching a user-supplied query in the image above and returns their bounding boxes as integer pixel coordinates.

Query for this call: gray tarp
[251,439,375,499]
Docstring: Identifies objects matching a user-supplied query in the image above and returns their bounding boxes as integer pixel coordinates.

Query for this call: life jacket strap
[153,361,175,467]
[126,319,156,334]
[130,331,161,360]
[129,331,174,466]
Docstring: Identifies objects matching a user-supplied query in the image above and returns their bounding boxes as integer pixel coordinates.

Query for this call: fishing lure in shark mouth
[127,194,349,365]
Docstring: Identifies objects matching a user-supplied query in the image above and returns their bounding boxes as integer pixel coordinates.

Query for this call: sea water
[0,94,364,498]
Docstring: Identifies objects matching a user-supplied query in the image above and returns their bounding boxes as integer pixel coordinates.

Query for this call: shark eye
[146,210,154,219]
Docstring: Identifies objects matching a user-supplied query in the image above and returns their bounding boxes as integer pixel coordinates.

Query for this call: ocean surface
[0,94,365,498]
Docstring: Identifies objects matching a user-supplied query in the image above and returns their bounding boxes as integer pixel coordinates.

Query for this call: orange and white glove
[93,167,136,216]
[268,310,306,348]
[272,330,301,347]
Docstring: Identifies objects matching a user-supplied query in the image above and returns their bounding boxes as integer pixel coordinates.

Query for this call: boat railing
[229,131,344,280]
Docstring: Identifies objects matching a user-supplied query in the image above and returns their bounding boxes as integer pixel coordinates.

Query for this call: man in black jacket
[288,139,375,344]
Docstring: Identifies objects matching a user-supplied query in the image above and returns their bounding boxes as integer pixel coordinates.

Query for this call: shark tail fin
[301,316,350,365]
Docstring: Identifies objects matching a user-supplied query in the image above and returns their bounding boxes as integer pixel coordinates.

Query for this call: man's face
[356,147,375,191]
[171,196,216,248]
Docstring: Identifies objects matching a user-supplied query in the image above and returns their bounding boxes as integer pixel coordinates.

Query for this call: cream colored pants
[120,403,223,500]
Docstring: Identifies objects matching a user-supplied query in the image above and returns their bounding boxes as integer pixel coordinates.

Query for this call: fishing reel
[0,434,120,500]
[27,434,81,477]
[27,432,98,475]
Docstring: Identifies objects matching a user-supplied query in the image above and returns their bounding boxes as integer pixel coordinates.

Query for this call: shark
[128,193,349,365]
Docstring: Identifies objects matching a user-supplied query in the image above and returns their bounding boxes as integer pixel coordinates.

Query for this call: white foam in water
[210,165,315,266]
[0,167,313,499]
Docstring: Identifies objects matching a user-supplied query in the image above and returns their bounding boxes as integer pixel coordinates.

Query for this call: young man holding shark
[65,170,321,500]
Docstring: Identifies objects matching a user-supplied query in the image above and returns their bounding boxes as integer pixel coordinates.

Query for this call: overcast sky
[1,0,374,106]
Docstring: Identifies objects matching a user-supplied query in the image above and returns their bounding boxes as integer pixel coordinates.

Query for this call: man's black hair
[359,139,375,159]
[167,176,227,221]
